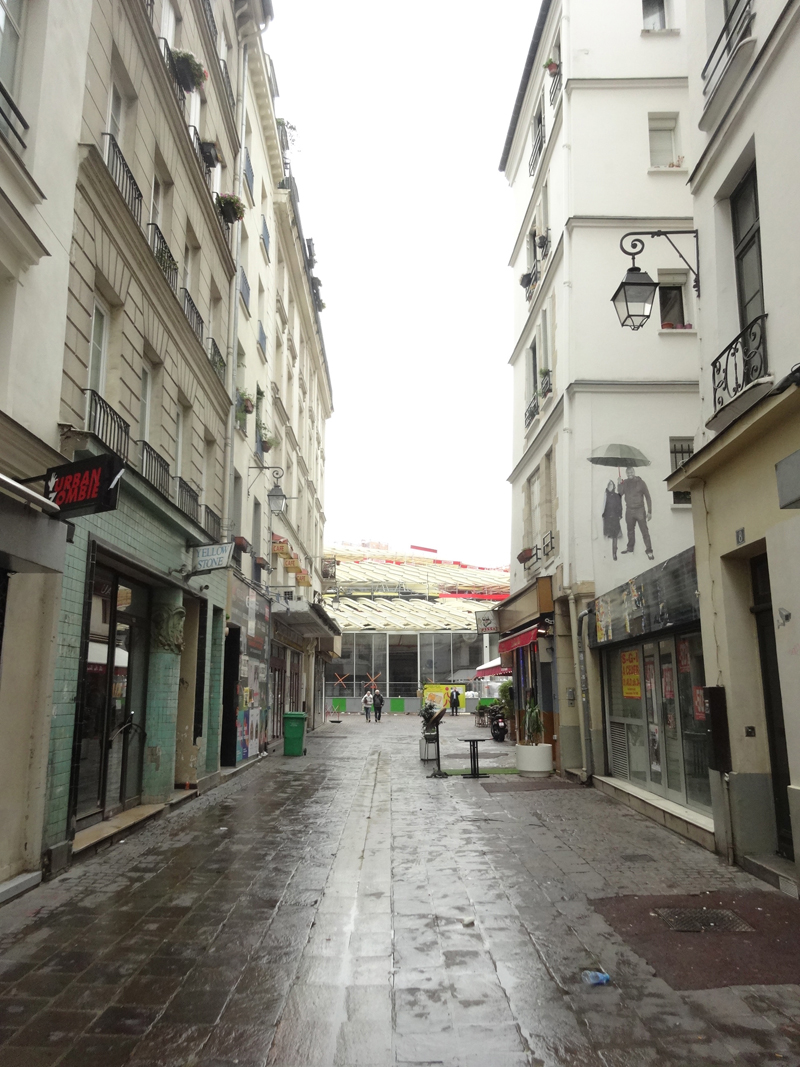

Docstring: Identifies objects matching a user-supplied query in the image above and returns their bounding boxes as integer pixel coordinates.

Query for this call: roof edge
[498,0,553,173]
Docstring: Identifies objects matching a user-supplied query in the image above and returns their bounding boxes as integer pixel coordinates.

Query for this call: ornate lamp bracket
[619,230,700,297]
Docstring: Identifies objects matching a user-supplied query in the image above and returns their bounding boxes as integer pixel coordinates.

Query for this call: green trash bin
[283,711,307,756]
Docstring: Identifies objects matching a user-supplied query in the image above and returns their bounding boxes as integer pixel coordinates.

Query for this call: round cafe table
[458,737,490,779]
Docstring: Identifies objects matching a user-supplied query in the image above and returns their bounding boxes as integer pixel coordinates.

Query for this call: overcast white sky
[267,1,538,568]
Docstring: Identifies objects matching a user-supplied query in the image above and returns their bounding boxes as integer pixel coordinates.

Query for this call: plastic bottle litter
[581,970,611,986]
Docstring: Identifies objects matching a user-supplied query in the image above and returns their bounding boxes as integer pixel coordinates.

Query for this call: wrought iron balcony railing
[219,58,235,113]
[525,260,541,301]
[139,440,170,496]
[85,389,130,461]
[261,214,270,258]
[101,134,143,226]
[528,125,544,177]
[176,477,199,522]
[181,288,204,343]
[201,0,217,41]
[540,368,553,398]
[542,530,555,557]
[0,80,28,151]
[188,125,212,188]
[148,224,178,291]
[702,0,754,99]
[257,320,267,355]
[240,266,250,311]
[243,146,254,198]
[711,314,768,415]
[524,393,540,428]
[203,504,221,542]
[142,0,154,20]
[549,68,562,108]
[208,337,226,383]
[158,39,186,117]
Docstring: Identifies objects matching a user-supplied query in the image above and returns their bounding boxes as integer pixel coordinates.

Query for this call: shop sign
[475,610,499,634]
[45,454,124,517]
[193,542,235,572]
[423,684,464,711]
[620,650,641,699]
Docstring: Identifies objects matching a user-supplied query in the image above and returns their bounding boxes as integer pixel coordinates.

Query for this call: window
[659,286,684,327]
[175,406,185,477]
[88,299,109,394]
[643,0,666,30]
[540,307,550,369]
[669,437,694,504]
[140,361,152,440]
[161,0,177,47]
[150,177,162,227]
[108,84,123,144]
[648,114,677,167]
[0,0,24,95]
[731,167,764,328]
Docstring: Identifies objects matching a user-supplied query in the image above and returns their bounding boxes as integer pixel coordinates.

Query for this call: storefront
[592,547,711,815]
[496,577,555,748]
[222,574,269,765]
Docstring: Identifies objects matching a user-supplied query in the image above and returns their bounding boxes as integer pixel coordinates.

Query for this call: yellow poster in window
[620,650,642,699]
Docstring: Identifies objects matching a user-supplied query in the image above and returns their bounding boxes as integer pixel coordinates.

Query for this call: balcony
[542,531,555,557]
[203,504,221,542]
[148,224,178,292]
[239,266,250,311]
[176,477,199,522]
[208,337,226,384]
[276,290,287,325]
[139,440,170,496]
[257,320,267,356]
[524,394,540,428]
[540,367,552,399]
[525,260,541,302]
[158,39,186,118]
[101,134,143,226]
[702,0,755,102]
[243,146,254,199]
[201,0,217,41]
[709,314,770,431]
[549,68,562,108]
[85,390,130,461]
[260,215,270,258]
[219,58,235,113]
[181,288,204,344]
[528,126,544,177]
[0,81,28,152]
[188,126,213,190]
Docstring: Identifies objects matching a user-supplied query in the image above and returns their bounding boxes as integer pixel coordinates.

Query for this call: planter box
[516,743,553,777]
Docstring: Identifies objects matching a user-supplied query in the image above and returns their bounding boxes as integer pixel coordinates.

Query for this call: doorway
[751,554,793,859]
[76,568,150,826]
[220,623,241,766]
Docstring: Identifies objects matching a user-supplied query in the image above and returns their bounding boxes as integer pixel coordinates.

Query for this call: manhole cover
[655,907,754,933]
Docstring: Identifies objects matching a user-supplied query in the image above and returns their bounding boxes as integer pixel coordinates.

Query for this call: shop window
[669,437,694,504]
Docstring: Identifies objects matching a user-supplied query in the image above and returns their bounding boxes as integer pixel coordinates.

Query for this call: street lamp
[267,478,287,514]
[612,230,700,330]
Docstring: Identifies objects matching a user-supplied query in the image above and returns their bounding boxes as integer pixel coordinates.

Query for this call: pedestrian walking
[361,690,373,722]
[373,688,384,722]
[449,688,460,715]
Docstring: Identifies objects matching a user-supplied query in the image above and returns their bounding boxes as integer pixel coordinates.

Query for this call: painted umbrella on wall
[589,444,655,562]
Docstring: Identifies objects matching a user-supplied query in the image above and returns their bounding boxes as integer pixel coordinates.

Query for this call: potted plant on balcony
[520,271,532,289]
[172,50,208,92]
[517,547,534,564]
[200,140,219,167]
[543,57,560,76]
[216,192,246,223]
[516,700,553,777]
[238,388,255,415]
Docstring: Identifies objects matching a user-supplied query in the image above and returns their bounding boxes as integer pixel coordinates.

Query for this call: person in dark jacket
[372,688,384,722]
[449,688,460,715]
[602,480,623,561]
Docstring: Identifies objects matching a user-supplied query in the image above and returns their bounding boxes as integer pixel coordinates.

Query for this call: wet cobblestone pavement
[1,714,800,1066]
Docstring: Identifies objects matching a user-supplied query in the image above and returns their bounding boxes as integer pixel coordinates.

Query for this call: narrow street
[1,715,799,1067]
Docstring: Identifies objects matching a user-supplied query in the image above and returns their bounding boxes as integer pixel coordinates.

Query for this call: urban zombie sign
[45,454,124,517]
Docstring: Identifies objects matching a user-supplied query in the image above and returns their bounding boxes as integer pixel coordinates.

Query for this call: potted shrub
[238,389,255,414]
[200,141,219,167]
[216,192,246,224]
[517,547,534,564]
[516,700,553,777]
[543,57,560,76]
[172,50,208,93]
[520,271,532,289]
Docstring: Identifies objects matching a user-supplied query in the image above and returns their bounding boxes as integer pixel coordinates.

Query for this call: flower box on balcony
[216,192,245,223]
[234,535,250,551]
[254,556,268,567]
[172,51,208,92]
[200,141,219,167]
[517,547,534,564]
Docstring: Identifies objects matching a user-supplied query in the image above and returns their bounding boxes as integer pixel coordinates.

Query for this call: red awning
[498,626,538,655]
[475,658,513,679]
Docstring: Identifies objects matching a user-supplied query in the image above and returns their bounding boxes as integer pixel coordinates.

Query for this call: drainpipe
[575,606,594,779]
[567,588,587,775]
[222,35,249,538]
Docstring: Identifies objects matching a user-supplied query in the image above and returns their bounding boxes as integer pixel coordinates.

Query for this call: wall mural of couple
[591,445,654,563]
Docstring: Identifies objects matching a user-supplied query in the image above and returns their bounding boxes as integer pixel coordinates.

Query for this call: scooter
[490,708,508,742]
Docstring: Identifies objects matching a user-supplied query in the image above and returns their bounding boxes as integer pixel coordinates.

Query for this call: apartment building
[667,0,800,887]
[499,0,707,827]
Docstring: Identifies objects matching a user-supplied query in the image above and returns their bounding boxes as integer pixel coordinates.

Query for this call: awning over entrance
[498,626,538,655]
[475,657,513,679]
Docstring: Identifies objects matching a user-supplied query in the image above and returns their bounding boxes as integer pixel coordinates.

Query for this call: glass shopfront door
[605,631,709,813]
[76,569,150,825]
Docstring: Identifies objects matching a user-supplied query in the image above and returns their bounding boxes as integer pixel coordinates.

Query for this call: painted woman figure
[602,480,623,561]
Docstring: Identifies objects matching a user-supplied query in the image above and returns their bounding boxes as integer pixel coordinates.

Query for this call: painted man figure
[618,467,654,560]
